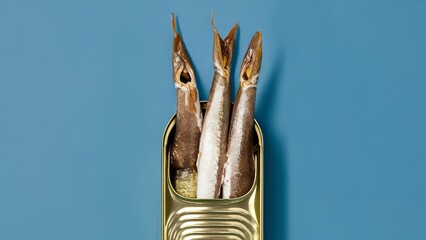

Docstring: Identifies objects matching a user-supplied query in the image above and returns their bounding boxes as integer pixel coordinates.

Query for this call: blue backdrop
[1,1,426,239]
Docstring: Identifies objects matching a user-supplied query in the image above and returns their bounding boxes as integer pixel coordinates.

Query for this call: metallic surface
[162,102,264,240]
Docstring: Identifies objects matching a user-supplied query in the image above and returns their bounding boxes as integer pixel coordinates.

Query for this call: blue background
[1,1,426,239]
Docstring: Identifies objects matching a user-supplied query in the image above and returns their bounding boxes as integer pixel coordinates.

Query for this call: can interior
[165,102,261,202]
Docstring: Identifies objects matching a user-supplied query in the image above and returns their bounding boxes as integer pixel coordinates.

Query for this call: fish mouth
[172,13,195,85]
[240,32,262,84]
[212,15,238,77]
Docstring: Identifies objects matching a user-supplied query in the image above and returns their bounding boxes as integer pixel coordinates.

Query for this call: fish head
[212,15,238,79]
[171,13,196,87]
[240,32,262,87]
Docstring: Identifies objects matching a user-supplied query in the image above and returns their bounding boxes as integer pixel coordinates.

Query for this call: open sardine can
[162,102,264,240]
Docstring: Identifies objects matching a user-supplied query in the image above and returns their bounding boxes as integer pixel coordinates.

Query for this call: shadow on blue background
[258,54,288,239]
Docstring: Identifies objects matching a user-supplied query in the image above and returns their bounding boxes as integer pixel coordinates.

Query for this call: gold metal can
[162,102,264,240]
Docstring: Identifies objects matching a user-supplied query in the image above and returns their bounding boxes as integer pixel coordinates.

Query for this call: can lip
[163,100,264,202]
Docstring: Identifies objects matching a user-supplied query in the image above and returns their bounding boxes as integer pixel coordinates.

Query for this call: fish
[196,17,238,199]
[170,13,203,198]
[222,32,262,199]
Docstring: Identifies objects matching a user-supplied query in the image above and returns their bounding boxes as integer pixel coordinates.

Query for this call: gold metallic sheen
[162,102,264,240]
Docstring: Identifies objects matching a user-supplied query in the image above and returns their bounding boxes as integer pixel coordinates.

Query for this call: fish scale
[196,19,238,199]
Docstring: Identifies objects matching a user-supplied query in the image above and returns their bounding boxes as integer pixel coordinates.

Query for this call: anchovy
[196,18,238,199]
[222,32,262,199]
[170,14,203,198]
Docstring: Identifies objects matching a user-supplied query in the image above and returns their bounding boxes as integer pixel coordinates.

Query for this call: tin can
[162,102,264,240]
